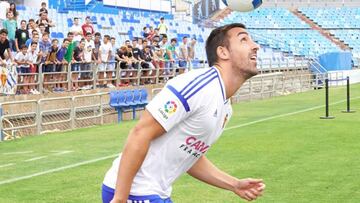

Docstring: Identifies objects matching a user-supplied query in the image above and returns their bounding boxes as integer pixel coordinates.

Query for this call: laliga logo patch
[164,101,177,114]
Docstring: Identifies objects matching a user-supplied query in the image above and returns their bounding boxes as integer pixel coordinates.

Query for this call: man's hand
[233,178,265,201]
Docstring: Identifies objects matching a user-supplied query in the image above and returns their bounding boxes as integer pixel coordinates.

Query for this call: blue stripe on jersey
[179,68,216,94]
[182,70,217,98]
[184,74,218,100]
[213,68,226,101]
[167,85,191,112]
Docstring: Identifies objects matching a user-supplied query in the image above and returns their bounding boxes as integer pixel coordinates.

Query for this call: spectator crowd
[0,1,198,94]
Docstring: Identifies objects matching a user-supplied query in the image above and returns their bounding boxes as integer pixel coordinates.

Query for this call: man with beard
[102,23,265,203]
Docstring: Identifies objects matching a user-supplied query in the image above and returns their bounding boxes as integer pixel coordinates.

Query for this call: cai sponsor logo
[158,100,178,120]
[179,136,210,158]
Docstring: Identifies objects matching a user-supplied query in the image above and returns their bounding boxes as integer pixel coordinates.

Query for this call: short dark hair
[31,41,38,46]
[63,38,70,43]
[29,19,35,23]
[20,44,27,49]
[32,30,38,34]
[104,35,110,40]
[20,20,26,24]
[42,32,49,37]
[74,17,79,20]
[206,23,246,67]
[170,38,177,43]
[67,32,74,36]
[183,36,188,40]
[86,32,92,36]
[95,32,101,37]
[110,37,115,40]
[39,23,45,27]
[0,29,8,35]
[160,17,164,20]
[52,39,59,43]
[41,2,46,6]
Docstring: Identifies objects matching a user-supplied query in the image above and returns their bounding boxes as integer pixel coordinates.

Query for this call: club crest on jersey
[158,100,178,120]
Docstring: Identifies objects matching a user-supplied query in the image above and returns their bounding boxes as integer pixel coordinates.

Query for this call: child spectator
[27,41,40,94]
[55,38,70,91]
[44,39,58,91]
[15,44,30,93]
[39,2,48,15]
[71,40,85,90]
[39,32,52,66]
[15,20,30,52]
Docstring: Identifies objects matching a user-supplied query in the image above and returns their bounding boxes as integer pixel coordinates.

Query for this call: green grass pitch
[0,84,359,203]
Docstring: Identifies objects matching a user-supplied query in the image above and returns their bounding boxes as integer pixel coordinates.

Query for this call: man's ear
[216,46,230,61]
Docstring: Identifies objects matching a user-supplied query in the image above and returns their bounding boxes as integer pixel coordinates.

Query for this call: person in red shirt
[81,16,94,37]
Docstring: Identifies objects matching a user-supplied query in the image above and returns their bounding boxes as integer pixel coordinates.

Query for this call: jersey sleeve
[146,84,193,132]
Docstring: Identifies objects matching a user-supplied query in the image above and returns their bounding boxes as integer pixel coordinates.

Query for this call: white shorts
[98,63,107,71]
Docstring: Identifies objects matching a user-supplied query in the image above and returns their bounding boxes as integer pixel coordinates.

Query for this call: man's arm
[187,156,265,201]
[112,110,166,203]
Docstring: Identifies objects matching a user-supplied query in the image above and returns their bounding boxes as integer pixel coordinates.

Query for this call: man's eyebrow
[237,32,249,36]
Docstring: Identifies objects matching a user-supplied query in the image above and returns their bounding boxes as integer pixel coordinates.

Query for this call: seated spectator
[15,20,30,52]
[0,29,13,66]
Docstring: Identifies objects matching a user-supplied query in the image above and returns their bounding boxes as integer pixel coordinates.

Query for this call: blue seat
[109,91,120,108]
[139,89,149,107]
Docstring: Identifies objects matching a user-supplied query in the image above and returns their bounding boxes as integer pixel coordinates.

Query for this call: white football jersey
[103,67,233,198]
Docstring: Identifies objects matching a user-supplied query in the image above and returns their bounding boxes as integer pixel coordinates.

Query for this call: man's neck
[213,63,248,99]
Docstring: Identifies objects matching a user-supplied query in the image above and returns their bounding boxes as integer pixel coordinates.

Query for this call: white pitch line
[51,150,74,156]
[0,96,359,185]
[2,151,33,155]
[224,96,360,131]
[0,163,15,168]
[24,156,48,162]
[0,154,118,185]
